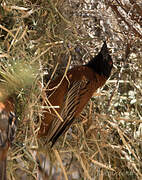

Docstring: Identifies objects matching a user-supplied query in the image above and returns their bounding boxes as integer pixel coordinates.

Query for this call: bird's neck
[85,54,104,76]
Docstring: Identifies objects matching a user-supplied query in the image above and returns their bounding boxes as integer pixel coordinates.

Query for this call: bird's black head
[86,41,113,78]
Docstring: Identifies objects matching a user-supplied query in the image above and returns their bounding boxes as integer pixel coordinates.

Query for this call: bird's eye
[108,60,113,65]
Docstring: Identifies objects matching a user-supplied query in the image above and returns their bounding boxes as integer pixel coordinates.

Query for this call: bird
[0,96,16,180]
[38,41,113,146]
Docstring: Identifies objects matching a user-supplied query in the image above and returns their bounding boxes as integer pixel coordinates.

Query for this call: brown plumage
[0,97,16,180]
[38,41,113,146]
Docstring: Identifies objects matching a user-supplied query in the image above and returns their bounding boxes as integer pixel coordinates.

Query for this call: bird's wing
[0,108,16,180]
[47,79,90,146]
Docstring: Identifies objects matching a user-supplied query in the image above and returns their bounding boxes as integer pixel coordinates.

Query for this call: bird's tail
[0,157,7,180]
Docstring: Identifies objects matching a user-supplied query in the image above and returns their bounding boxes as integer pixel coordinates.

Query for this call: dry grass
[0,0,142,179]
